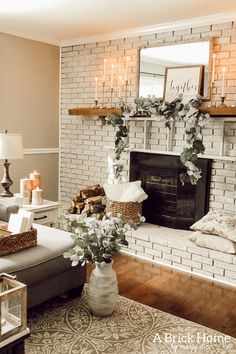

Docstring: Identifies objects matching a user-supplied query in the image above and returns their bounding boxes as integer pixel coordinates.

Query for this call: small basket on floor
[106,200,142,224]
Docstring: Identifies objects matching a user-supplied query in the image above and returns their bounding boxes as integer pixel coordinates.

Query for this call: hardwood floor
[88,253,236,337]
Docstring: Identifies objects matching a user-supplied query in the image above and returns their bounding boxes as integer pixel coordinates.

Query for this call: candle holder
[94,99,98,107]
[210,82,215,107]
[218,95,227,107]
[124,80,128,105]
[118,95,123,107]
[110,88,114,108]
[102,82,105,107]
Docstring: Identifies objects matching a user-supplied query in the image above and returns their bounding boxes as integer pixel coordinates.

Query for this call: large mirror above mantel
[139,40,212,100]
[69,39,236,118]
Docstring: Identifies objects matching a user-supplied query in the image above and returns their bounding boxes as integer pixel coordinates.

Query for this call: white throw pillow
[190,210,236,242]
[103,181,142,202]
[120,183,148,203]
[189,231,236,254]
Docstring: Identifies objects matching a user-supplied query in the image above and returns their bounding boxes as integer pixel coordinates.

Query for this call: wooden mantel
[200,105,236,116]
[68,105,236,117]
[68,107,123,116]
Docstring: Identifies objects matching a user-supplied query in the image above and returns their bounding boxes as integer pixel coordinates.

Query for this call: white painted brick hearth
[121,223,236,287]
[61,21,236,286]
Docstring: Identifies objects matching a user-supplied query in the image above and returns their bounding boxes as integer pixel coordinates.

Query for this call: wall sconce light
[0,130,24,197]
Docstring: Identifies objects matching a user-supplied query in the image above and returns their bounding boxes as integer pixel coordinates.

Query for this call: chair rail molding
[23,148,59,155]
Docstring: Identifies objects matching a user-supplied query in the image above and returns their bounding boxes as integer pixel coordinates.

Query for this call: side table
[0,328,30,354]
[21,200,61,227]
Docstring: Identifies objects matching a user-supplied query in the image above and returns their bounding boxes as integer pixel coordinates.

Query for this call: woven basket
[106,201,142,224]
[0,224,37,256]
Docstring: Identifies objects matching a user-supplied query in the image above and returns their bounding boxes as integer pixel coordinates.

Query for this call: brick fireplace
[60,21,236,287]
[60,21,236,214]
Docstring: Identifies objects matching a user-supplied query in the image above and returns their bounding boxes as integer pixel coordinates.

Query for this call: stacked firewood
[68,184,106,219]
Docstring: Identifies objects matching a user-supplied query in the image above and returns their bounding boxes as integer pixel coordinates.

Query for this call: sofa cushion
[0,224,74,273]
[0,204,19,222]
[0,223,86,308]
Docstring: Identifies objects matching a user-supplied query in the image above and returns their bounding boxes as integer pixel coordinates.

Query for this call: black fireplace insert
[130,152,212,230]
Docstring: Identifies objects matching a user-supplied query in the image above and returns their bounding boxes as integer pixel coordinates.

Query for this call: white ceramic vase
[87,261,118,316]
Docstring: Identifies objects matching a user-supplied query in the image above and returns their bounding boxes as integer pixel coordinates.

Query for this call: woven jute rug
[26,289,236,354]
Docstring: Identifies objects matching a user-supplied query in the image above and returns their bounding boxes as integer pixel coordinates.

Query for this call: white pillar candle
[32,188,43,206]
[211,53,216,86]
[221,67,225,96]
[125,56,129,81]
[13,193,24,207]
[95,77,98,100]
[102,59,107,83]
[20,178,32,205]
[29,170,41,189]
[110,64,114,90]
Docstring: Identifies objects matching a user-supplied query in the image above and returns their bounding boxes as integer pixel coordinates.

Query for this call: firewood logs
[68,184,106,219]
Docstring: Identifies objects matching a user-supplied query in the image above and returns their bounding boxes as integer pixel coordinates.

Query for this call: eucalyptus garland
[106,115,128,180]
[106,95,210,185]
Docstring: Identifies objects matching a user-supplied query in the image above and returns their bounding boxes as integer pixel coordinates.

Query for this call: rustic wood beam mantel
[199,105,236,117]
[68,107,123,116]
[68,105,236,117]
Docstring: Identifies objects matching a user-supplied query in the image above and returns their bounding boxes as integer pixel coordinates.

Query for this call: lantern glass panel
[0,275,26,342]
[1,294,21,335]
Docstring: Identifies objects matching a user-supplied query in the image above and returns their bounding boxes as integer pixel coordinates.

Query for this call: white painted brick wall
[182,258,202,269]
[172,249,191,259]
[209,250,234,263]
[188,245,209,257]
[61,21,236,213]
[60,22,236,287]
[202,264,224,276]
[192,254,213,265]
[154,244,171,254]
[225,270,236,280]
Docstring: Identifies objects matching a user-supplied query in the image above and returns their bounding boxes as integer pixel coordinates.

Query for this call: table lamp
[0,130,24,197]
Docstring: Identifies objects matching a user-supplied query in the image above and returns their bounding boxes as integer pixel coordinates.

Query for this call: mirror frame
[138,39,214,101]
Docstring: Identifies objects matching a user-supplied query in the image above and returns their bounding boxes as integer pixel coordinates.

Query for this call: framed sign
[163,65,204,104]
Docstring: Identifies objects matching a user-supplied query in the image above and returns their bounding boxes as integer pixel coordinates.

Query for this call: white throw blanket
[103,181,148,203]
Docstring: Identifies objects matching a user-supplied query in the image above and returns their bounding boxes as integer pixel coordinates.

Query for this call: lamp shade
[0,133,24,160]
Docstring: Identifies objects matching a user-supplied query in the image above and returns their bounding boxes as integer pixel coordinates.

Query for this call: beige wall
[11,154,58,199]
[0,33,59,200]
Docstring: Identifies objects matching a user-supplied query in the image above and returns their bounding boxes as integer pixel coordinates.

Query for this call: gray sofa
[0,204,86,308]
[0,203,19,222]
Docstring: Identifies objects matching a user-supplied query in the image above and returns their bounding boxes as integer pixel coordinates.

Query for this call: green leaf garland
[106,95,210,185]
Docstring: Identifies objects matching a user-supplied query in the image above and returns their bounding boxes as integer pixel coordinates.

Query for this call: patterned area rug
[26,289,236,354]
